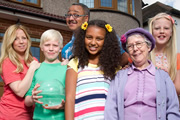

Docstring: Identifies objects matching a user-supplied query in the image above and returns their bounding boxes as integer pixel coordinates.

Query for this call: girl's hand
[43,99,65,110]
[31,83,43,104]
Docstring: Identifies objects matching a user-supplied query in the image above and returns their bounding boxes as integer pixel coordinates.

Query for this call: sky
[143,0,180,10]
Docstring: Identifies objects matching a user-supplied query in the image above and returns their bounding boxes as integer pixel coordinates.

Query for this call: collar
[71,34,75,42]
[128,60,155,76]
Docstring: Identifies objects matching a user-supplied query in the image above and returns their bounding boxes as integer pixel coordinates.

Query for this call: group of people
[0,2,180,120]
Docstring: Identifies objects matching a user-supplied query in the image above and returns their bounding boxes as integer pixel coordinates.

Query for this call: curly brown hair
[72,19,123,80]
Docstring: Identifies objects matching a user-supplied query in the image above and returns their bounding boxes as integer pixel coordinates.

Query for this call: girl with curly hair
[65,19,126,120]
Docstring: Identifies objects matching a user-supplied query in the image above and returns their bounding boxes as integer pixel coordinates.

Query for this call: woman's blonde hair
[0,24,34,74]
[148,12,177,81]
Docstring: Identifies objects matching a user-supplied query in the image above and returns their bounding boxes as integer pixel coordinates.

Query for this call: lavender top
[105,61,180,120]
[124,62,156,120]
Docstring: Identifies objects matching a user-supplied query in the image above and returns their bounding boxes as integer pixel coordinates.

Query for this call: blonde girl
[149,12,180,94]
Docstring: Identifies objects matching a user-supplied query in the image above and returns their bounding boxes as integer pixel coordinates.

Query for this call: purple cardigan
[104,68,180,120]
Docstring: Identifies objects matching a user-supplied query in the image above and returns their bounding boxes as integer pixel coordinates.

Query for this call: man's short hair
[72,3,90,21]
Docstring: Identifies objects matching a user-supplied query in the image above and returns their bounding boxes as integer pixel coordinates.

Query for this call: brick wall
[0,18,72,47]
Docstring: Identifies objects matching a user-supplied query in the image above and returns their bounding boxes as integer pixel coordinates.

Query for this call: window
[79,0,94,8]
[26,0,38,4]
[31,46,40,62]
[10,0,41,7]
[0,33,4,37]
[131,0,135,15]
[79,0,135,15]
[118,0,127,13]
[100,0,112,7]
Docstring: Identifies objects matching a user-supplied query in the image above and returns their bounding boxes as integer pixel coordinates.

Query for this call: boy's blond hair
[40,29,63,49]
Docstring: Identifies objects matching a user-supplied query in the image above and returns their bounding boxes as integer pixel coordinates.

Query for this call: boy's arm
[25,83,43,107]
[65,67,77,120]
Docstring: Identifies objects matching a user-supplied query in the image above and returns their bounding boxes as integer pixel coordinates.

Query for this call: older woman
[104,28,180,120]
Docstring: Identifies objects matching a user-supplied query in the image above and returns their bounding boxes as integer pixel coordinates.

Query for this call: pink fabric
[74,107,104,117]
[0,58,34,120]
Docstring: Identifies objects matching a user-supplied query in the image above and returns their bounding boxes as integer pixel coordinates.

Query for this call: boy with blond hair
[25,29,67,120]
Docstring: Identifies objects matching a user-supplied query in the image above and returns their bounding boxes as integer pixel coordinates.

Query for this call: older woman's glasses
[65,14,86,19]
[126,41,146,51]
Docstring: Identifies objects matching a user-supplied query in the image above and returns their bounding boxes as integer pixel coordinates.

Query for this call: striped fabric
[69,59,110,120]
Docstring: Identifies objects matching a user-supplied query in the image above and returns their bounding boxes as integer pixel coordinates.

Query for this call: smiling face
[41,40,61,63]
[127,35,151,69]
[85,25,106,61]
[13,29,28,57]
[66,5,88,31]
[152,17,172,48]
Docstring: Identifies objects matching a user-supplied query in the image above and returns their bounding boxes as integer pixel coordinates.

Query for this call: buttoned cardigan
[104,68,180,120]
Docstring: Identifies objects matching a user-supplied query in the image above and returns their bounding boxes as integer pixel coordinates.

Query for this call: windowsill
[8,0,42,9]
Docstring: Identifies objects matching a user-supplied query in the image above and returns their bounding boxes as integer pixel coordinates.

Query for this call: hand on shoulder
[29,60,41,70]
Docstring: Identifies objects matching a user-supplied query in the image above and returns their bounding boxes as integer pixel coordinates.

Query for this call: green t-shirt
[26,62,67,120]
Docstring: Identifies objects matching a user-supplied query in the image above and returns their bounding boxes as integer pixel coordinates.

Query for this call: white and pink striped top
[68,58,110,120]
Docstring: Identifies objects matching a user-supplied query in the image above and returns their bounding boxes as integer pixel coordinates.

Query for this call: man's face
[66,5,88,31]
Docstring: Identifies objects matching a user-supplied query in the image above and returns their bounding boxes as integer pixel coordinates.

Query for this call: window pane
[132,0,135,15]
[101,0,112,7]
[26,0,38,4]
[118,0,127,13]
[79,0,94,8]
[31,38,40,42]
[0,33,4,37]
[31,46,40,61]
[16,0,23,2]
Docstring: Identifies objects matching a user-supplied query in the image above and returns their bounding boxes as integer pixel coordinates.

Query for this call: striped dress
[68,58,110,120]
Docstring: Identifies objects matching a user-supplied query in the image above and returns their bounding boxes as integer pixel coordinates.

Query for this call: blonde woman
[0,24,40,120]
[149,13,180,95]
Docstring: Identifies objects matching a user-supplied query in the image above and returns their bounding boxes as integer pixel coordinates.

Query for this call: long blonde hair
[148,13,177,81]
[0,24,34,74]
